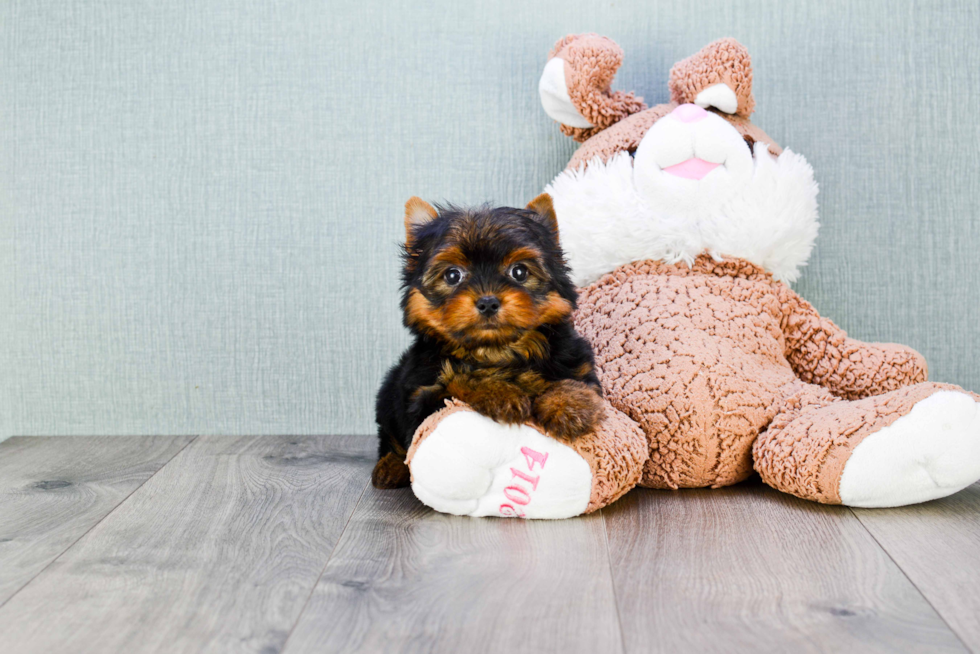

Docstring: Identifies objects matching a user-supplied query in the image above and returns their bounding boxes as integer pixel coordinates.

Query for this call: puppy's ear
[404,197,437,247]
[526,193,559,239]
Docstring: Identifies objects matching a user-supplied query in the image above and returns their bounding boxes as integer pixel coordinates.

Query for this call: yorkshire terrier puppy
[372,194,604,489]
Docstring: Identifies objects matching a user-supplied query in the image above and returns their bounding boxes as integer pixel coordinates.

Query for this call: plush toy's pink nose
[672,103,708,123]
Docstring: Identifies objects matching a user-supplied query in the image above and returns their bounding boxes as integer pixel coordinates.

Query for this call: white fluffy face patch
[633,107,755,213]
[546,112,820,287]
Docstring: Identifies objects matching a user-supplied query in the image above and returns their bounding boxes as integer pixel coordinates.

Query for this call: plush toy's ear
[539,34,647,143]
[669,38,755,118]
[526,193,559,238]
[404,197,437,246]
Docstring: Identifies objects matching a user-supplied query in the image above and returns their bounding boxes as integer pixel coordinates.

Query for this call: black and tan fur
[372,194,604,489]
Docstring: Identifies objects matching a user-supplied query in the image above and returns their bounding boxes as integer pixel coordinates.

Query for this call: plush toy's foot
[411,411,593,519]
[839,390,980,507]
[406,400,647,519]
[754,382,980,507]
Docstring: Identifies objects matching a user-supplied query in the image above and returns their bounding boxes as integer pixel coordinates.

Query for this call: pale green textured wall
[2,0,979,439]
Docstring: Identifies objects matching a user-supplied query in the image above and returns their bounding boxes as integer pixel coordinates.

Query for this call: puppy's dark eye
[443,267,462,286]
[510,264,528,283]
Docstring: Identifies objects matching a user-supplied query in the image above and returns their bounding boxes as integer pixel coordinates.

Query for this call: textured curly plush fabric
[569,401,647,512]
[668,37,756,118]
[550,37,778,169]
[753,380,977,503]
[406,398,648,514]
[565,105,673,170]
[564,105,781,172]
[548,34,647,142]
[776,285,928,400]
[573,255,943,501]
[407,35,980,517]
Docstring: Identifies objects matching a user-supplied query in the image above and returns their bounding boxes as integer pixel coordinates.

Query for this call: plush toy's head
[539,36,819,287]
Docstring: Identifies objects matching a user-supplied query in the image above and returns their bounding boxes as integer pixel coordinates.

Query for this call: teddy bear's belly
[575,268,799,489]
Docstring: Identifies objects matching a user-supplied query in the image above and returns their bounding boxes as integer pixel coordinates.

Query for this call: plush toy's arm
[777,283,927,400]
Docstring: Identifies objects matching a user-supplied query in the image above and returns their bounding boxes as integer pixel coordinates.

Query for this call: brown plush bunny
[404,36,980,519]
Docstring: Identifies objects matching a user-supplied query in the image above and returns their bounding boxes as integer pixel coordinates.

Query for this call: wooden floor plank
[852,483,980,653]
[0,436,193,606]
[0,434,373,654]
[604,483,968,654]
[282,486,624,654]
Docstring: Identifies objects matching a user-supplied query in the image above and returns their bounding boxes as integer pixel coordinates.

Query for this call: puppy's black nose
[476,295,501,317]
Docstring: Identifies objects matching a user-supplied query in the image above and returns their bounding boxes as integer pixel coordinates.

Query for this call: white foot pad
[840,391,980,507]
[410,410,593,519]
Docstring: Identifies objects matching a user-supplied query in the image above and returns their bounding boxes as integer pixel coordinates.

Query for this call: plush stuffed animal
[405,35,980,519]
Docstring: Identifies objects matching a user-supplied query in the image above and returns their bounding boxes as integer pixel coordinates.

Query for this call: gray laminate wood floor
[0,435,977,654]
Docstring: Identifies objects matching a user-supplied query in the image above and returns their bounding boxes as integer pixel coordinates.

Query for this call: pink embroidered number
[499,447,548,517]
[521,446,548,471]
[499,504,524,518]
[509,467,540,490]
[504,485,531,505]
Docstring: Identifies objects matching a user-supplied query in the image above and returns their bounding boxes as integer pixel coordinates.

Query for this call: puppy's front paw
[372,452,411,489]
[445,376,534,426]
[534,381,605,440]
[467,389,533,426]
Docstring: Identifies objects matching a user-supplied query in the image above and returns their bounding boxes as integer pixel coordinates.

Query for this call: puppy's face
[401,195,576,348]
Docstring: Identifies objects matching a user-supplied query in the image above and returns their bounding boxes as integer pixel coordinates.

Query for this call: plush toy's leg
[753,381,980,507]
[406,399,647,519]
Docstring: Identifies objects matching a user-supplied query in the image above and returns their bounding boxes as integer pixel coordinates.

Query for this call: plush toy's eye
[510,264,529,283]
[444,268,463,286]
